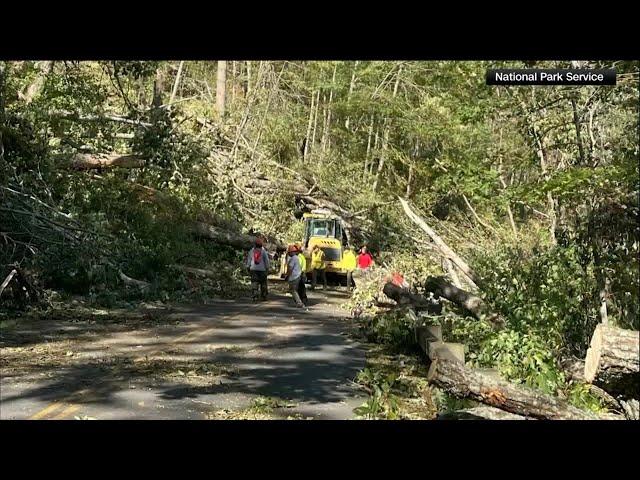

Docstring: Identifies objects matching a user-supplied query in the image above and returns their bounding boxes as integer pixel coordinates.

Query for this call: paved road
[0,284,366,420]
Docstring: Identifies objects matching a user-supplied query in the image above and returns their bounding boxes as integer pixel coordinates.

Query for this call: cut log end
[584,324,603,384]
[583,323,639,398]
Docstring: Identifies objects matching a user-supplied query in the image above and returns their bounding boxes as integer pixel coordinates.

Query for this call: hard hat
[287,244,298,253]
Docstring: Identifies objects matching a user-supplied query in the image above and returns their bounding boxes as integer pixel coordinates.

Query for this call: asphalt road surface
[0,282,366,420]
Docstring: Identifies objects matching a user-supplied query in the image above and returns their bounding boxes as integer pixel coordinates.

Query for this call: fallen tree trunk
[0,269,18,297]
[584,324,639,398]
[193,222,285,252]
[620,399,639,420]
[424,276,505,329]
[49,109,152,128]
[382,282,442,314]
[439,406,529,420]
[170,265,217,278]
[71,153,145,170]
[428,358,597,420]
[399,197,479,290]
[118,271,150,291]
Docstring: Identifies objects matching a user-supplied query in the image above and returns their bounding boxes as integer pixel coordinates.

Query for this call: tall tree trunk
[152,66,164,108]
[406,164,413,198]
[520,92,557,244]
[533,120,557,244]
[231,61,236,104]
[571,95,586,164]
[500,175,518,236]
[320,96,328,153]
[372,65,402,193]
[246,61,252,97]
[216,61,227,118]
[303,89,316,162]
[0,62,5,166]
[345,60,359,130]
[373,122,389,192]
[311,89,321,152]
[322,62,338,152]
[169,61,185,105]
[370,127,380,175]
[252,63,286,153]
[365,115,374,174]
[588,103,598,163]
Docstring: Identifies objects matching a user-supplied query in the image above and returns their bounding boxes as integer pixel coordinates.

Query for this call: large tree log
[118,271,150,291]
[620,399,639,420]
[382,282,442,314]
[193,222,285,252]
[169,265,217,278]
[71,153,145,170]
[0,269,18,297]
[399,197,479,289]
[438,406,530,420]
[49,109,152,128]
[428,358,597,420]
[424,276,505,329]
[584,324,639,398]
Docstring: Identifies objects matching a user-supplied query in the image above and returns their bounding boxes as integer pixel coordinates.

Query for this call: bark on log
[620,399,639,420]
[439,406,529,420]
[424,276,505,329]
[382,282,442,314]
[0,269,18,297]
[118,271,150,291]
[71,153,145,170]
[584,324,639,398]
[49,110,152,128]
[193,222,285,252]
[170,265,217,278]
[428,358,597,420]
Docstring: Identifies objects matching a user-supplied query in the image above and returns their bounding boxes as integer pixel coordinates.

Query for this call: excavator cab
[279,209,350,280]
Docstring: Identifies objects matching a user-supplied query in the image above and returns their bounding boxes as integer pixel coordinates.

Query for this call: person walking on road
[310,244,327,290]
[246,237,269,301]
[296,243,309,307]
[285,244,304,308]
[343,245,357,293]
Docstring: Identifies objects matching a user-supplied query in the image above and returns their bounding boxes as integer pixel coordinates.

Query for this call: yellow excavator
[280,209,350,281]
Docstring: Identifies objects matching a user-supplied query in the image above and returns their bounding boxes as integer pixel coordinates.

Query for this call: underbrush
[349,233,617,416]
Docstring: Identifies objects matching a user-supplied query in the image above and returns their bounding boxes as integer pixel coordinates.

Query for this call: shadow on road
[1,290,365,417]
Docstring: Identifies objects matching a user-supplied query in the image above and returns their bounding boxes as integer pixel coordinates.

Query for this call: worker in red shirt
[357,245,374,271]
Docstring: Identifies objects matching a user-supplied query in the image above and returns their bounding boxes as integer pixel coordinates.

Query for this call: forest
[1,60,638,420]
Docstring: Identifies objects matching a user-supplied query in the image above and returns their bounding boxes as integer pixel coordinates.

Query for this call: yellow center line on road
[28,388,91,420]
[29,401,66,420]
[27,302,262,420]
[51,404,81,420]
